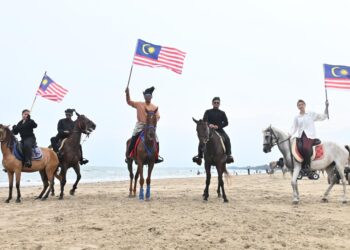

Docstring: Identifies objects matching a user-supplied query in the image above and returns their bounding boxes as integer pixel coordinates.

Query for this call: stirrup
[226,155,234,164]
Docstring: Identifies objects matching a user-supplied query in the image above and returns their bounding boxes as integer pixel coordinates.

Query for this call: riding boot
[222,132,234,164]
[192,143,204,166]
[155,142,163,164]
[125,135,139,162]
[79,144,89,165]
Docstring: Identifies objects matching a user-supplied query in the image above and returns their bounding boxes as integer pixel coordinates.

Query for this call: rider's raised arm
[125,87,136,108]
[310,111,327,122]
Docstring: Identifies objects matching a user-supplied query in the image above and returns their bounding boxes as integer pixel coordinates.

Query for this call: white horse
[262,126,349,204]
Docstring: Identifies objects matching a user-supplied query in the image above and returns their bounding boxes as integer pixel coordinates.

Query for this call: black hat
[65,108,74,114]
[212,97,220,102]
[143,86,155,95]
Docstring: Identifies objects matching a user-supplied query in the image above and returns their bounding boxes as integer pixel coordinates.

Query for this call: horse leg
[70,165,81,196]
[203,163,211,201]
[133,167,139,197]
[291,165,301,204]
[36,170,49,200]
[5,171,14,203]
[218,167,229,203]
[51,178,55,196]
[43,175,55,200]
[217,182,221,198]
[15,170,21,203]
[322,167,337,202]
[329,163,347,204]
[127,160,134,197]
[59,167,67,200]
[145,163,154,201]
[138,162,144,200]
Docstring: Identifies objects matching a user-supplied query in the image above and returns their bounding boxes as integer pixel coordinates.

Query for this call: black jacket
[57,118,75,137]
[203,108,228,132]
[13,119,37,140]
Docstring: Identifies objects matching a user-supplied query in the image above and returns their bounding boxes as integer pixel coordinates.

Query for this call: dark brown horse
[126,109,158,200]
[0,124,59,202]
[193,118,229,202]
[55,112,96,199]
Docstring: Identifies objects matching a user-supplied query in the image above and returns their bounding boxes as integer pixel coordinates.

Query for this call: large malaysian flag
[133,39,186,74]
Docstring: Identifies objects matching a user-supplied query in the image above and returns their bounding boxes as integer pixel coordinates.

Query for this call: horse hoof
[51,193,55,197]
[342,200,347,204]
[5,200,10,203]
[41,198,47,201]
[34,196,41,200]
[224,199,229,203]
[69,190,75,196]
[59,196,64,200]
[16,199,21,203]
[203,197,208,201]
[321,198,328,203]
[292,200,299,205]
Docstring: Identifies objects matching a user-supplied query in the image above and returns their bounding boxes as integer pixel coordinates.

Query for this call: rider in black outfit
[193,97,234,165]
[12,109,37,168]
[50,109,88,165]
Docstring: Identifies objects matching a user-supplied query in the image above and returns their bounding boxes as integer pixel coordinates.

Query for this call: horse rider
[12,109,37,168]
[289,99,329,170]
[50,108,89,165]
[125,86,163,163]
[192,97,234,165]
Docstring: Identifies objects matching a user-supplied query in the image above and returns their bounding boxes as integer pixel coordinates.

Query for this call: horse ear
[75,110,81,117]
[192,117,199,124]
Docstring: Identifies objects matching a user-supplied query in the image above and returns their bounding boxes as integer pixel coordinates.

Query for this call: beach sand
[1,172,350,250]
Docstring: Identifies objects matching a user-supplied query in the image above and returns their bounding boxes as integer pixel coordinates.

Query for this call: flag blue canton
[39,75,54,91]
[135,39,161,60]
[324,64,350,79]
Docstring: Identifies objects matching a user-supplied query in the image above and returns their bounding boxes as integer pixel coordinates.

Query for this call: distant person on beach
[247,168,250,175]
[50,108,88,165]
[289,99,328,170]
[12,109,37,168]
[125,86,163,163]
[192,97,234,165]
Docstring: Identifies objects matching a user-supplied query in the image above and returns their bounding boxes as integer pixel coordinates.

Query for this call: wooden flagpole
[30,71,47,113]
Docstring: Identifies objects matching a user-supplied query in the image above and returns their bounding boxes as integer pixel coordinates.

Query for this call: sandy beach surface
[1,172,350,250]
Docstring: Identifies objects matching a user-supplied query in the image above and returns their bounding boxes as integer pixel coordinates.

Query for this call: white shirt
[290,111,327,139]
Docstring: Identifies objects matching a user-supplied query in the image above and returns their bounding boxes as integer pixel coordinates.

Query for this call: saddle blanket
[291,138,324,163]
[13,142,43,161]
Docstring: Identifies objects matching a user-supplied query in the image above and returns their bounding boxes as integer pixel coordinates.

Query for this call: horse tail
[223,165,231,186]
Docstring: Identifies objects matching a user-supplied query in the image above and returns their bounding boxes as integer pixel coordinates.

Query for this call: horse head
[262,126,277,153]
[0,124,16,150]
[193,118,210,144]
[145,108,158,142]
[75,113,96,135]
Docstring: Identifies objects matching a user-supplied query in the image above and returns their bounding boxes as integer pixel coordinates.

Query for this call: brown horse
[0,124,59,202]
[55,112,96,200]
[193,118,230,202]
[126,109,158,200]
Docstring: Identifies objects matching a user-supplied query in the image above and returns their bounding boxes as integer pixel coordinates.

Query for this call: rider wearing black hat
[193,97,234,165]
[50,109,88,165]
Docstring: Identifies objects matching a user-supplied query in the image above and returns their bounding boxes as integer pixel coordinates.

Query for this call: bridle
[197,122,212,144]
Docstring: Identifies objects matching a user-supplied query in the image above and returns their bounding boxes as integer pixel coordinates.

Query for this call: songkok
[143,86,155,95]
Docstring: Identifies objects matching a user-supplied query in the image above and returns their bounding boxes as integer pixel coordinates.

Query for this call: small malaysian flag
[133,39,186,74]
[36,74,68,102]
[324,64,350,90]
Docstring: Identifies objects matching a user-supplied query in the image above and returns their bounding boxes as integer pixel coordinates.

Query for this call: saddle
[291,138,324,163]
[129,131,159,159]
[13,142,43,161]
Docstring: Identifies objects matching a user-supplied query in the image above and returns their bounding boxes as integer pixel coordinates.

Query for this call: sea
[0,165,257,187]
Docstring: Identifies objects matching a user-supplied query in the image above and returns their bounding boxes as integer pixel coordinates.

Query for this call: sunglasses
[213,102,220,104]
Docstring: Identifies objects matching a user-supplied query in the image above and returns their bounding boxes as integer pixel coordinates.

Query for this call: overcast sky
[1,0,350,168]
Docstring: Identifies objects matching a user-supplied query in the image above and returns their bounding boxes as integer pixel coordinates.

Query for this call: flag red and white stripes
[133,46,186,74]
[325,78,350,90]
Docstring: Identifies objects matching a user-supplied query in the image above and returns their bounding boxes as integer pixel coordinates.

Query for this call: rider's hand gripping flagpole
[30,71,47,114]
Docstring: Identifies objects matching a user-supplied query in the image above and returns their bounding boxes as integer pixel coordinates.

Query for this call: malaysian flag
[133,39,186,74]
[324,64,350,90]
[36,74,68,102]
